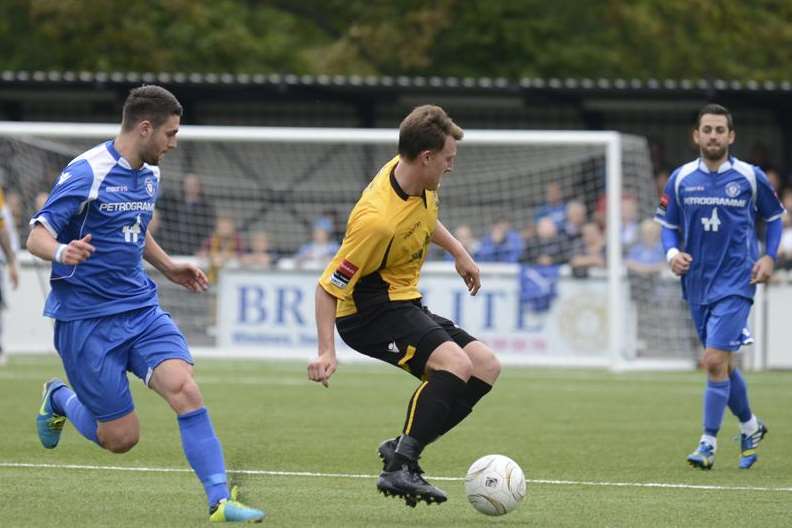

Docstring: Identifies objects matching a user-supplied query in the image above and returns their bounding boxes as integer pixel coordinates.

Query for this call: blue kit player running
[28,85,264,522]
[655,104,784,470]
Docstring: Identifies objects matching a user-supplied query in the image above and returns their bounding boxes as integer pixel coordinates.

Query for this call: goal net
[0,122,699,368]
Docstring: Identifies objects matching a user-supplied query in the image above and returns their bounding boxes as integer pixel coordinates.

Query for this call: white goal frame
[0,121,664,370]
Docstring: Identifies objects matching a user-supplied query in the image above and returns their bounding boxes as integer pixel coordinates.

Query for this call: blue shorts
[689,296,753,352]
[54,306,193,422]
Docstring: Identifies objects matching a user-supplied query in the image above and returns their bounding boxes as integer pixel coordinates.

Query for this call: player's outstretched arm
[431,220,480,295]
[143,230,208,292]
[308,284,338,387]
[26,224,94,265]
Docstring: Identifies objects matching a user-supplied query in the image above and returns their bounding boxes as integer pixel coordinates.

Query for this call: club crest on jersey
[725,181,741,198]
[57,171,72,185]
[330,259,358,289]
[145,177,155,196]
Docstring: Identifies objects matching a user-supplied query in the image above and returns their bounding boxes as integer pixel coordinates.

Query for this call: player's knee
[182,378,203,405]
[427,342,473,380]
[443,349,474,380]
[701,353,729,378]
[102,431,139,454]
[483,352,502,382]
[168,377,204,413]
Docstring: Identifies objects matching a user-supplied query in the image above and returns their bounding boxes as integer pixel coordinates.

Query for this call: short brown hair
[696,103,733,131]
[121,85,183,131]
[398,105,463,160]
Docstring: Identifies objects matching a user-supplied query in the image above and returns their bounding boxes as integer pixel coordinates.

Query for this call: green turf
[1,355,791,527]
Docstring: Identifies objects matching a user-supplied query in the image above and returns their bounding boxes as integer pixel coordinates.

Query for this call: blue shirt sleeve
[661,227,680,253]
[654,170,680,229]
[754,167,785,222]
[30,159,94,238]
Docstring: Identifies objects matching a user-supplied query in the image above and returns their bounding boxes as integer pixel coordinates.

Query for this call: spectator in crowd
[655,168,670,200]
[764,166,782,192]
[295,216,340,269]
[534,181,567,228]
[476,217,523,263]
[199,212,243,283]
[158,173,214,255]
[621,195,640,251]
[563,200,587,244]
[570,222,606,275]
[444,224,479,261]
[625,219,665,275]
[5,190,24,234]
[241,229,275,269]
[522,217,567,266]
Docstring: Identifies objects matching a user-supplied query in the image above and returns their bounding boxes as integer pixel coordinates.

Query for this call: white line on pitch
[2,462,792,492]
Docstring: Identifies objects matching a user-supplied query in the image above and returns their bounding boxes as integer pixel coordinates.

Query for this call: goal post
[0,121,698,369]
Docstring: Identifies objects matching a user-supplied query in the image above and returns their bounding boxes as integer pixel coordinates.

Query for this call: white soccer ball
[464,454,526,516]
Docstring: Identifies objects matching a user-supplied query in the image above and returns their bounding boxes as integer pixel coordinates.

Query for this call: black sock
[434,376,493,441]
[386,435,424,471]
[400,370,467,447]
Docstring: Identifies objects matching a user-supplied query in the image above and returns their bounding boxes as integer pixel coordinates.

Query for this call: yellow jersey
[319,156,439,317]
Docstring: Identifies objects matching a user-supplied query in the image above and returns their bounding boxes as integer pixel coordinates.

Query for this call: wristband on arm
[53,243,67,263]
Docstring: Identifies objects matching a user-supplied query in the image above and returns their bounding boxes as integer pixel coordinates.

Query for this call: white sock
[700,434,717,451]
[740,415,758,436]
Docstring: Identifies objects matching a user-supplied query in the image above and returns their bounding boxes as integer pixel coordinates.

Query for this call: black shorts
[336,300,477,379]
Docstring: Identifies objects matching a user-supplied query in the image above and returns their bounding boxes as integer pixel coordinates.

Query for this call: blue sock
[728,369,752,422]
[177,407,230,509]
[52,386,99,444]
[703,379,731,437]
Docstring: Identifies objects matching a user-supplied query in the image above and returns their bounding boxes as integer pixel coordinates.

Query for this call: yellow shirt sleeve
[318,207,393,301]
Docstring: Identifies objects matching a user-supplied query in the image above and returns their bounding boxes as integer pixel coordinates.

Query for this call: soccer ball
[464,454,526,516]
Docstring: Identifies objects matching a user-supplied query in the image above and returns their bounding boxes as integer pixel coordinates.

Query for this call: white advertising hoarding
[217,263,613,366]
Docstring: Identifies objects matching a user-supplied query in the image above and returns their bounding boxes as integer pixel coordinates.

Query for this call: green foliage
[1,0,791,79]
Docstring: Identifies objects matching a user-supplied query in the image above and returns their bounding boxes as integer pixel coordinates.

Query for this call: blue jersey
[654,157,784,305]
[31,140,161,321]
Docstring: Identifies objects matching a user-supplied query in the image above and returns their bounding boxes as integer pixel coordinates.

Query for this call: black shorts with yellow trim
[336,299,476,379]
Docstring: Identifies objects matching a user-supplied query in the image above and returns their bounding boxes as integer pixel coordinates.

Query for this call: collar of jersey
[104,140,135,170]
[389,162,427,205]
[697,156,735,174]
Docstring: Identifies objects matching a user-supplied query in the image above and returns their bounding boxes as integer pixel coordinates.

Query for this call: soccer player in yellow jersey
[308,105,501,506]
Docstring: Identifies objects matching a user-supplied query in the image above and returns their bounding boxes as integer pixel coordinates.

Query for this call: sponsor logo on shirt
[329,259,358,289]
[57,172,72,185]
[99,201,155,212]
[386,341,399,354]
[683,196,746,207]
[105,185,128,193]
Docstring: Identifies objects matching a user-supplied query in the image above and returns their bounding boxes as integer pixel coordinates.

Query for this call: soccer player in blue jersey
[655,104,784,470]
[27,85,264,522]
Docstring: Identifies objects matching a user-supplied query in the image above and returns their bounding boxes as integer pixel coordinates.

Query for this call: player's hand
[751,255,775,284]
[61,234,95,265]
[164,262,209,292]
[308,353,337,388]
[670,252,692,276]
[455,252,481,295]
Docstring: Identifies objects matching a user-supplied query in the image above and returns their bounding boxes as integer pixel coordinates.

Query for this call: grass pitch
[1,355,791,527]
